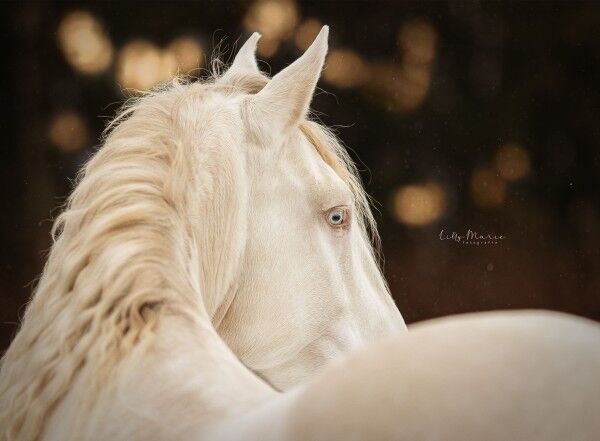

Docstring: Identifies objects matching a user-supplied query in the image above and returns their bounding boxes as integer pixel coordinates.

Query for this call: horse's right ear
[220,32,261,81]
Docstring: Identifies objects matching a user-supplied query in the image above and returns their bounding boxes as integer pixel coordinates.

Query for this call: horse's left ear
[220,32,262,81]
[250,26,329,131]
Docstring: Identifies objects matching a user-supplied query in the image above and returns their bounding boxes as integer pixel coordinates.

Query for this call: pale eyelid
[318,192,353,213]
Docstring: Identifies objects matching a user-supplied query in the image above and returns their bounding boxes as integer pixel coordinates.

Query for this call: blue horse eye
[329,210,344,225]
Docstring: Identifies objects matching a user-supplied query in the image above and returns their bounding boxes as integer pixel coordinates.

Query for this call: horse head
[189,27,406,389]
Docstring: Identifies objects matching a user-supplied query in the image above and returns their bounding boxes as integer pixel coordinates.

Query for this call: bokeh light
[470,167,507,208]
[362,18,439,113]
[324,49,370,88]
[116,40,177,91]
[397,18,437,66]
[367,63,432,112]
[257,37,280,58]
[56,11,113,75]
[166,37,204,75]
[244,0,298,57]
[48,113,89,152]
[392,182,446,226]
[396,64,432,111]
[495,143,531,181]
[295,18,322,50]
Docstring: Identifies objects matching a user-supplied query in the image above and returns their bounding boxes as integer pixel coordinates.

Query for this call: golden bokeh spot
[495,143,531,181]
[392,182,446,226]
[116,40,177,91]
[398,18,437,66]
[244,0,299,43]
[257,37,280,58]
[49,113,89,153]
[324,49,370,89]
[295,18,323,51]
[367,63,431,112]
[394,64,432,111]
[402,62,432,89]
[167,37,204,74]
[57,11,113,75]
[470,167,507,208]
[363,18,438,113]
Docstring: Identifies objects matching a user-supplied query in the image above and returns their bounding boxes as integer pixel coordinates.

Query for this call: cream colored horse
[1,27,599,441]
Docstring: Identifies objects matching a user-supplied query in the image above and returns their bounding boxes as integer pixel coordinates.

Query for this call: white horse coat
[0,27,599,441]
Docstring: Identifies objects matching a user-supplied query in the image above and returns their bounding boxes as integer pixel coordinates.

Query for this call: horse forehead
[175,89,241,130]
[283,134,350,197]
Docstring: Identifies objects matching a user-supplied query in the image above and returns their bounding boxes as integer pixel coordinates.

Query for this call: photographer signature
[439,229,506,245]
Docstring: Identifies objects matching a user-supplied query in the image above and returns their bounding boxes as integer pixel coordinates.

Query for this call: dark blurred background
[1,1,599,351]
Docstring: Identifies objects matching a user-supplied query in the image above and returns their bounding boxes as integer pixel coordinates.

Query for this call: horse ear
[250,26,329,130]
[221,32,261,80]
